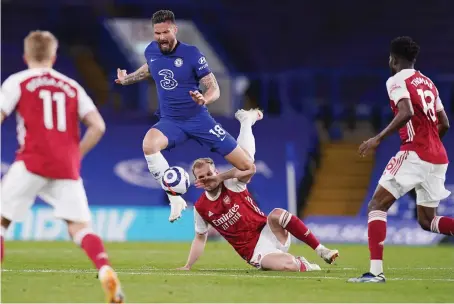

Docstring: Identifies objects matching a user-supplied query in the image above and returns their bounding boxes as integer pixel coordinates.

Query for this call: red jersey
[194,178,267,262]
[1,68,97,179]
[386,69,448,164]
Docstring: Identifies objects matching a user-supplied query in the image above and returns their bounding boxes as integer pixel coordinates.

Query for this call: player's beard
[158,39,174,54]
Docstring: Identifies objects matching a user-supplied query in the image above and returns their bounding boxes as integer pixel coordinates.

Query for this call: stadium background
[1,0,454,246]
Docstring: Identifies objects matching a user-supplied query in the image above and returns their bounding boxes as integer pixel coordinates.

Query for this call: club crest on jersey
[174,58,183,67]
[223,196,231,204]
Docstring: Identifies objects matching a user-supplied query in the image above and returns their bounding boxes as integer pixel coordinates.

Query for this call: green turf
[1,241,453,303]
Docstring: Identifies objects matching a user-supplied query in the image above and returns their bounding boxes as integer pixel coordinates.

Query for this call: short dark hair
[152,10,175,25]
[390,36,420,62]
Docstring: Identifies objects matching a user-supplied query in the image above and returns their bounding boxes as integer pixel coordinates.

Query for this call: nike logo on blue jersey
[150,58,157,63]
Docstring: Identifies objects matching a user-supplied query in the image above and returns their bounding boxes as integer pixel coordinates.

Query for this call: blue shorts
[153,114,237,156]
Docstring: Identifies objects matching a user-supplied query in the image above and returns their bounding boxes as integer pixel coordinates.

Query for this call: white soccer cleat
[168,196,187,223]
[235,108,263,126]
[297,256,321,272]
[316,247,339,264]
[99,266,125,303]
[347,272,386,283]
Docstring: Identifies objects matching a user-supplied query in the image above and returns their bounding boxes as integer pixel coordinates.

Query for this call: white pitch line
[2,269,453,282]
[199,267,454,271]
[114,267,454,272]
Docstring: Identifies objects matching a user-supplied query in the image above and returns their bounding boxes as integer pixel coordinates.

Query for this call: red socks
[1,226,6,263]
[431,216,454,236]
[295,257,308,272]
[368,211,387,260]
[74,229,110,270]
[279,211,320,250]
[1,225,110,269]
[1,235,4,263]
[368,211,387,275]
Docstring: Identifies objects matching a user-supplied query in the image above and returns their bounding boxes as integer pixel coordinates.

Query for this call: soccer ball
[161,166,190,196]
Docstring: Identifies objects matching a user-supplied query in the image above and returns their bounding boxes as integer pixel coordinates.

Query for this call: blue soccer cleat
[347,272,386,283]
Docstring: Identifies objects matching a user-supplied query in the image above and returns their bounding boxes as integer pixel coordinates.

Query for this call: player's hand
[190,90,206,105]
[176,265,191,271]
[115,68,128,84]
[358,136,381,157]
[195,175,222,190]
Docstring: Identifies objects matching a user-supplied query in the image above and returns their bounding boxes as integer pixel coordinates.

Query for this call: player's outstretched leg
[70,223,125,303]
[235,108,263,161]
[348,185,395,283]
[222,109,262,177]
[260,252,321,272]
[143,128,187,222]
[268,208,339,264]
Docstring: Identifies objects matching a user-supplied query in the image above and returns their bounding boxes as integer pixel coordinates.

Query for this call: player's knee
[283,259,299,272]
[143,141,160,155]
[142,129,167,154]
[1,217,11,229]
[237,157,254,171]
[268,208,285,224]
[368,186,396,212]
[367,197,389,213]
[66,221,90,240]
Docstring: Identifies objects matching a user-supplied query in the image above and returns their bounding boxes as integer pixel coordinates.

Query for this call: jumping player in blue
[115,10,256,223]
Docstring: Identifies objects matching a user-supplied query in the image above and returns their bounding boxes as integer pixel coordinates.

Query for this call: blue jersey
[144,41,211,119]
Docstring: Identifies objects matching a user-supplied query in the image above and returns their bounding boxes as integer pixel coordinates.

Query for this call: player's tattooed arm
[199,73,220,104]
[115,64,151,85]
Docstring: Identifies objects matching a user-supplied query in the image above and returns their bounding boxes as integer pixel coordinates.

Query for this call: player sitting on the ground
[115,10,255,223]
[0,31,124,303]
[348,36,453,283]
[177,109,339,271]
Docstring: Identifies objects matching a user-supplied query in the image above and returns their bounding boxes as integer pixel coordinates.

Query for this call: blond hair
[191,157,215,176]
[24,30,58,62]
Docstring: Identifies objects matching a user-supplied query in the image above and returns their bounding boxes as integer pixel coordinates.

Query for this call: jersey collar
[205,185,222,201]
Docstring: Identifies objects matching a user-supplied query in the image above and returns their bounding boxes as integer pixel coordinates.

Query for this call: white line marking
[2,269,453,282]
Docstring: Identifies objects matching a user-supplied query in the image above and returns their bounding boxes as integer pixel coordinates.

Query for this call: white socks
[144,152,170,180]
[315,244,326,254]
[237,121,256,161]
[370,260,383,275]
[98,265,113,280]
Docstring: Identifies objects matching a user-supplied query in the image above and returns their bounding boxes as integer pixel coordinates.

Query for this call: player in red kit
[0,31,125,302]
[177,109,339,272]
[348,37,452,283]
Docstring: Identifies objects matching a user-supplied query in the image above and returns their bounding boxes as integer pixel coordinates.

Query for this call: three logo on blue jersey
[155,57,207,90]
[158,69,178,90]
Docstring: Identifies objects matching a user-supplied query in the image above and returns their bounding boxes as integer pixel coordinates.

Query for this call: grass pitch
[1,241,453,303]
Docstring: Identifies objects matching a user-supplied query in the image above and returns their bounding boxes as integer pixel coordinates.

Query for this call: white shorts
[249,223,291,269]
[1,161,91,222]
[379,151,450,208]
